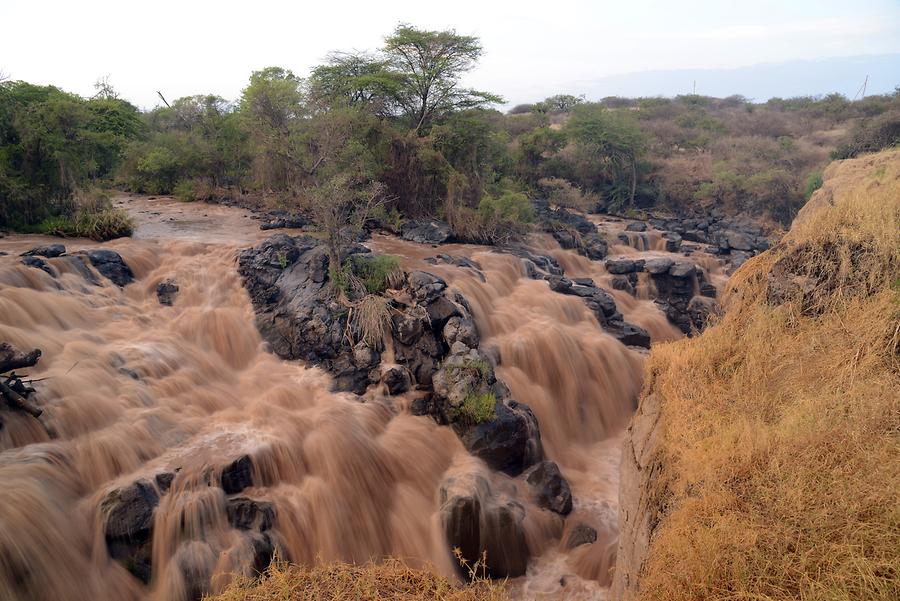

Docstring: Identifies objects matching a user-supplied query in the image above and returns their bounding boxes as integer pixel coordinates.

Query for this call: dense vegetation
[2,25,899,241]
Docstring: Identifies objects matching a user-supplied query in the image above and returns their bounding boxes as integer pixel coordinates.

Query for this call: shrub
[350,254,404,294]
[38,190,134,240]
[538,177,598,211]
[173,179,196,201]
[804,169,824,200]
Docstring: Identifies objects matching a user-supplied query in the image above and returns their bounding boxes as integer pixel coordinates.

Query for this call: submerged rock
[221,455,254,494]
[156,279,179,306]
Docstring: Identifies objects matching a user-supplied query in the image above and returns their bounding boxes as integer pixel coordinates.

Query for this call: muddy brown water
[0,195,725,600]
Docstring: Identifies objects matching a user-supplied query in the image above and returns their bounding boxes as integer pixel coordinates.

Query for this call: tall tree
[383,24,502,134]
[308,52,401,115]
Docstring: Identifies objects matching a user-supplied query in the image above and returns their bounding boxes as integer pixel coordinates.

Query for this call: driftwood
[0,343,44,418]
[0,343,42,374]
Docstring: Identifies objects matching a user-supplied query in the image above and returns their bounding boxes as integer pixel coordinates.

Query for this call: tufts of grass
[350,294,392,349]
[351,254,405,295]
[457,391,497,425]
[633,149,900,601]
[207,555,510,601]
[38,190,134,240]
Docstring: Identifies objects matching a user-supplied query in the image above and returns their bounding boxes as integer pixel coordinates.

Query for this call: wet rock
[565,523,598,549]
[440,472,529,578]
[663,232,682,253]
[21,244,65,258]
[525,460,573,515]
[85,249,134,287]
[407,270,448,301]
[238,235,372,393]
[101,479,160,582]
[226,497,275,531]
[221,455,254,494]
[605,258,645,274]
[644,257,674,275]
[605,319,652,349]
[610,275,635,294]
[443,316,479,348]
[156,279,179,306]
[381,364,412,395]
[173,541,215,601]
[401,219,452,244]
[699,282,718,298]
[668,261,696,279]
[456,400,543,477]
[154,471,175,492]
[21,256,53,274]
[425,295,462,330]
[625,222,647,232]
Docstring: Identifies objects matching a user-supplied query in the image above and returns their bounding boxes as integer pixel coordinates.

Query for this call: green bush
[173,180,197,201]
[350,254,404,294]
[804,169,824,200]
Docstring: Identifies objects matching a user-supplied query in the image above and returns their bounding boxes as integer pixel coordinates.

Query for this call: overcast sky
[2,0,899,109]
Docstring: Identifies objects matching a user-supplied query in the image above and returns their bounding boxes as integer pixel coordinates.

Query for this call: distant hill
[574,53,900,101]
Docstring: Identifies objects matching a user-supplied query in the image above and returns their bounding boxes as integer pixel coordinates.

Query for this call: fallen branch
[0,378,42,417]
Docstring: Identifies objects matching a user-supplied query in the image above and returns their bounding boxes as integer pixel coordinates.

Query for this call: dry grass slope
[207,557,510,601]
[637,149,900,600]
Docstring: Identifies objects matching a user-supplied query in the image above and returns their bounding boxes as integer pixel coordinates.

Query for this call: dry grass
[636,149,900,600]
[207,556,510,601]
[350,294,392,349]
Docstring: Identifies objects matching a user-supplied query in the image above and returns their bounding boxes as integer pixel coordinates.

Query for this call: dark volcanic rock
[440,472,529,578]
[237,235,374,393]
[605,257,645,275]
[565,523,598,549]
[456,400,544,477]
[381,364,412,395]
[101,479,160,582]
[156,279,179,306]
[401,219,452,244]
[221,455,254,494]
[226,497,275,531]
[525,460,573,515]
[21,244,65,258]
[259,212,310,230]
[21,256,53,274]
[85,249,134,287]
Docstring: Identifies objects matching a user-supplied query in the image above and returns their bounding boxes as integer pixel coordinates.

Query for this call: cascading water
[0,196,724,600]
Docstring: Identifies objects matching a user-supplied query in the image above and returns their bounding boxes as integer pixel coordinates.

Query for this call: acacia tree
[308,52,401,116]
[565,104,645,208]
[383,24,502,134]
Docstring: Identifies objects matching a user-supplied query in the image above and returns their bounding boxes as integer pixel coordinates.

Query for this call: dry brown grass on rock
[634,149,900,600]
[207,557,510,601]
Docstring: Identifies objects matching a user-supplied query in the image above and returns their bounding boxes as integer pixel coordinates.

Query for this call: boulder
[525,460,573,515]
[687,296,722,332]
[565,523,598,549]
[644,257,674,275]
[456,400,543,477]
[605,258,645,275]
[400,219,452,244]
[407,270,448,301]
[226,497,275,531]
[85,249,134,287]
[381,365,412,395]
[21,244,65,258]
[625,222,647,232]
[156,279,179,306]
[221,455,254,494]
[439,472,529,578]
[668,261,696,279]
[100,479,160,582]
[443,316,479,348]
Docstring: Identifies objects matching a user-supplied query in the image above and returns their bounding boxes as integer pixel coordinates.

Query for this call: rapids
[0,195,724,600]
